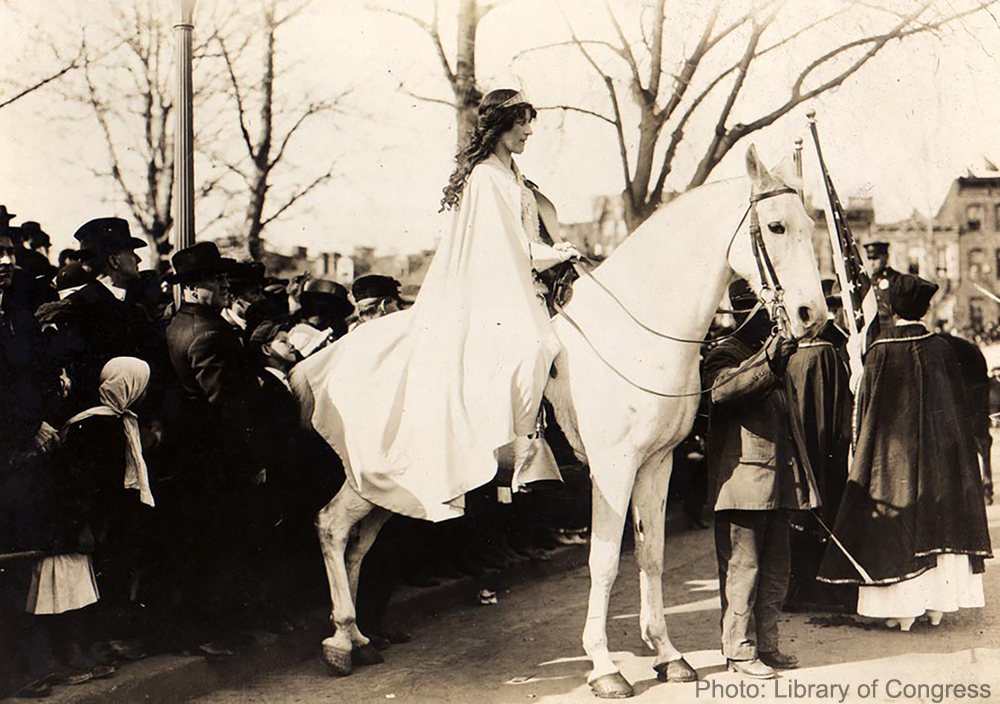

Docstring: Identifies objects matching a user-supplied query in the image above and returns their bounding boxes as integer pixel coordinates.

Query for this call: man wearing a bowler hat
[863,241,901,329]
[287,278,354,358]
[163,242,267,653]
[47,217,154,406]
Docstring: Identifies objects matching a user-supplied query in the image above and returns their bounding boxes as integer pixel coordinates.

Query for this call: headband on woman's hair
[497,90,528,110]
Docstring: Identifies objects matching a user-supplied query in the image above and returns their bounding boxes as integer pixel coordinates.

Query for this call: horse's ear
[745,144,773,192]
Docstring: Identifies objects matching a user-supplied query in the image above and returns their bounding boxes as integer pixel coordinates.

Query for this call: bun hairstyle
[439,89,537,211]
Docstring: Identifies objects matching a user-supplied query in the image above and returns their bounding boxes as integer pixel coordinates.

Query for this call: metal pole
[173,0,196,254]
[793,137,804,204]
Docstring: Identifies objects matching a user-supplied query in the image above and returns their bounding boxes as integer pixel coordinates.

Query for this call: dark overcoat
[164,302,262,488]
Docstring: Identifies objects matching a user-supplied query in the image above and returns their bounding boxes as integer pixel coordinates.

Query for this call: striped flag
[807,115,880,392]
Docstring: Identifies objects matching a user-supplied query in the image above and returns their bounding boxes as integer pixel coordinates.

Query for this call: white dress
[293,154,564,521]
[858,554,985,619]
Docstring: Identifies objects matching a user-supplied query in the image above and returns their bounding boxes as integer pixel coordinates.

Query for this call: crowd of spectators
[0,211,618,699]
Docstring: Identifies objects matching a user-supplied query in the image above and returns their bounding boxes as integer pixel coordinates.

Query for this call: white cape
[292,156,559,521]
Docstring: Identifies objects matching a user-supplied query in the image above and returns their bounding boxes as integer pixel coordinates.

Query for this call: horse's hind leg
[315,482,376,675]
[582,468,635,698]
[631,452,697,683]
[343,507,391,664]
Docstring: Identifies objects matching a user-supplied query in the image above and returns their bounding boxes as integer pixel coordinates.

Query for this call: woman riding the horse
[439,88,579,493]
[294,89,578,522]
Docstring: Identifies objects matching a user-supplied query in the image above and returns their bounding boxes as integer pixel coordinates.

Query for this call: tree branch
[260,168,337,227]
[369,1,455,85]
[536,104,616,125]
[0,42,87,110]
[217,36,257,159]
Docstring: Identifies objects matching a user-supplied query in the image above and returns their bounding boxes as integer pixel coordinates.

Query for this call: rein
[554,186,797,398]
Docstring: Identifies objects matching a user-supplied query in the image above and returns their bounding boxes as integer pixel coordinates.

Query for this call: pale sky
[2,0,999,260]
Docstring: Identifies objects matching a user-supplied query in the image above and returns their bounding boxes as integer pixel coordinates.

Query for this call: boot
[511,435,562,492]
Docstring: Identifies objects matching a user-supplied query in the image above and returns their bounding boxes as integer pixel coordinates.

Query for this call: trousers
[714,509,790,660]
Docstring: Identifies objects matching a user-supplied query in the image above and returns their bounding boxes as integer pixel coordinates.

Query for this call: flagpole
[807,110,864,388]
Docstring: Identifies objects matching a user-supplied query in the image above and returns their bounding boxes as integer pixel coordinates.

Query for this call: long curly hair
[439,89,538,211]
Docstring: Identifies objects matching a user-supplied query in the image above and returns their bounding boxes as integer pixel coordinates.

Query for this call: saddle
[537,260,579,317]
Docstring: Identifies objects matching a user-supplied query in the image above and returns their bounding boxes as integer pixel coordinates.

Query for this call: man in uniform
[863,241,901,330]
[705,280,820,679]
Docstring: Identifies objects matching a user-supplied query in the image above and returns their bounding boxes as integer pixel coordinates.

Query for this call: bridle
[726,185,800,338]
[554,185,801,398]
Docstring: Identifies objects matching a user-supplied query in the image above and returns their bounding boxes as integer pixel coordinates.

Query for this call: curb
[44,543,593,704]
[41,506,697,703]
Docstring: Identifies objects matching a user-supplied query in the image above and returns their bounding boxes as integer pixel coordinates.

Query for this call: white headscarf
[64,357,155,507]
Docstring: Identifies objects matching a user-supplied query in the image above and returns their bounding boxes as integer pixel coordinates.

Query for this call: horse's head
[728,145,828,340]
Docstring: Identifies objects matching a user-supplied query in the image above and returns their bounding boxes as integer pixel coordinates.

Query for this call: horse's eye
[768,222,785,235]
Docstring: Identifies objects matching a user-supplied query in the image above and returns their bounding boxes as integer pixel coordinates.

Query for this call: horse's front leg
[315,482,376,676]
[631,452,698,684]
[583,469,635,699]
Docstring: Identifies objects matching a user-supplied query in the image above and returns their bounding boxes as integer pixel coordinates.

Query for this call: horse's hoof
[654,656,698,683]
[352,643,385,667]
[589,673,634,699]
[320,640,352,677]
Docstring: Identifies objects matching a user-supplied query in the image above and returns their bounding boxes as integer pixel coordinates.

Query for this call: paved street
[191,506,1000,704]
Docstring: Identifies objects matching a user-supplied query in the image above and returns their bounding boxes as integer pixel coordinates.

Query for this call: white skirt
[25,554,100,615]
[858,554,985,619]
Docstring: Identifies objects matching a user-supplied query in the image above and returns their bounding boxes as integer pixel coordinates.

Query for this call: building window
[969,247,987,280]
[995,204,1000,231]
[996,248,1000,280]
[970,297,986,329]
[967,203,985,231]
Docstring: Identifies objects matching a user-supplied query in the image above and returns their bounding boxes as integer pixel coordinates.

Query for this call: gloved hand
[764,334,798,375]
[553,241,582,261]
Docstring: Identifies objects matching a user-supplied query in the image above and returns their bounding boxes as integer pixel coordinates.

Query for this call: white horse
[295,145,827,698]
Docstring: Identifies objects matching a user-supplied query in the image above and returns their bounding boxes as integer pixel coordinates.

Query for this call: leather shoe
[726,658,775,679]
[759,651,798,669]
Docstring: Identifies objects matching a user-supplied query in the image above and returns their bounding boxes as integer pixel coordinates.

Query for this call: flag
[807,117,880,392]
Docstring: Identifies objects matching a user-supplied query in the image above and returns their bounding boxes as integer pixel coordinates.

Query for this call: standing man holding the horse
[706,279,821,680]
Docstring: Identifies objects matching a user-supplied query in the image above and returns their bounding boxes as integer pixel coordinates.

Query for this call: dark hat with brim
[889,273,938,320]
[74,217,147,259]
[55,261,96,292]
[167,241,237,284]
[249,319,288,349]
[863,241,890,257]
[301,279,355,319]
[727,278,759,313]
[21,221,51,248]
[229,261,267,291]
[352,274,408,305]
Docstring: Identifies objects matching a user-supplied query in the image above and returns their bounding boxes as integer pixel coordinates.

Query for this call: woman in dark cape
[817,274,991,630]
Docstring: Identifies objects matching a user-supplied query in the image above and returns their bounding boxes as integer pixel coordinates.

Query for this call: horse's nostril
[798,306,813,325]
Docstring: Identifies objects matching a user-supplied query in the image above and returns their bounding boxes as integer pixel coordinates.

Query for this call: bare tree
[523,0,1000,231]
[373,0,505,146]
[0,48,86,111]
[69,0,226,267]
[215,0,350,261]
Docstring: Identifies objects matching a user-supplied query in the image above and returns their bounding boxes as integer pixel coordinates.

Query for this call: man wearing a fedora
[287,278,355,358]
[162,242,267,655]
[48,217,154,407]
